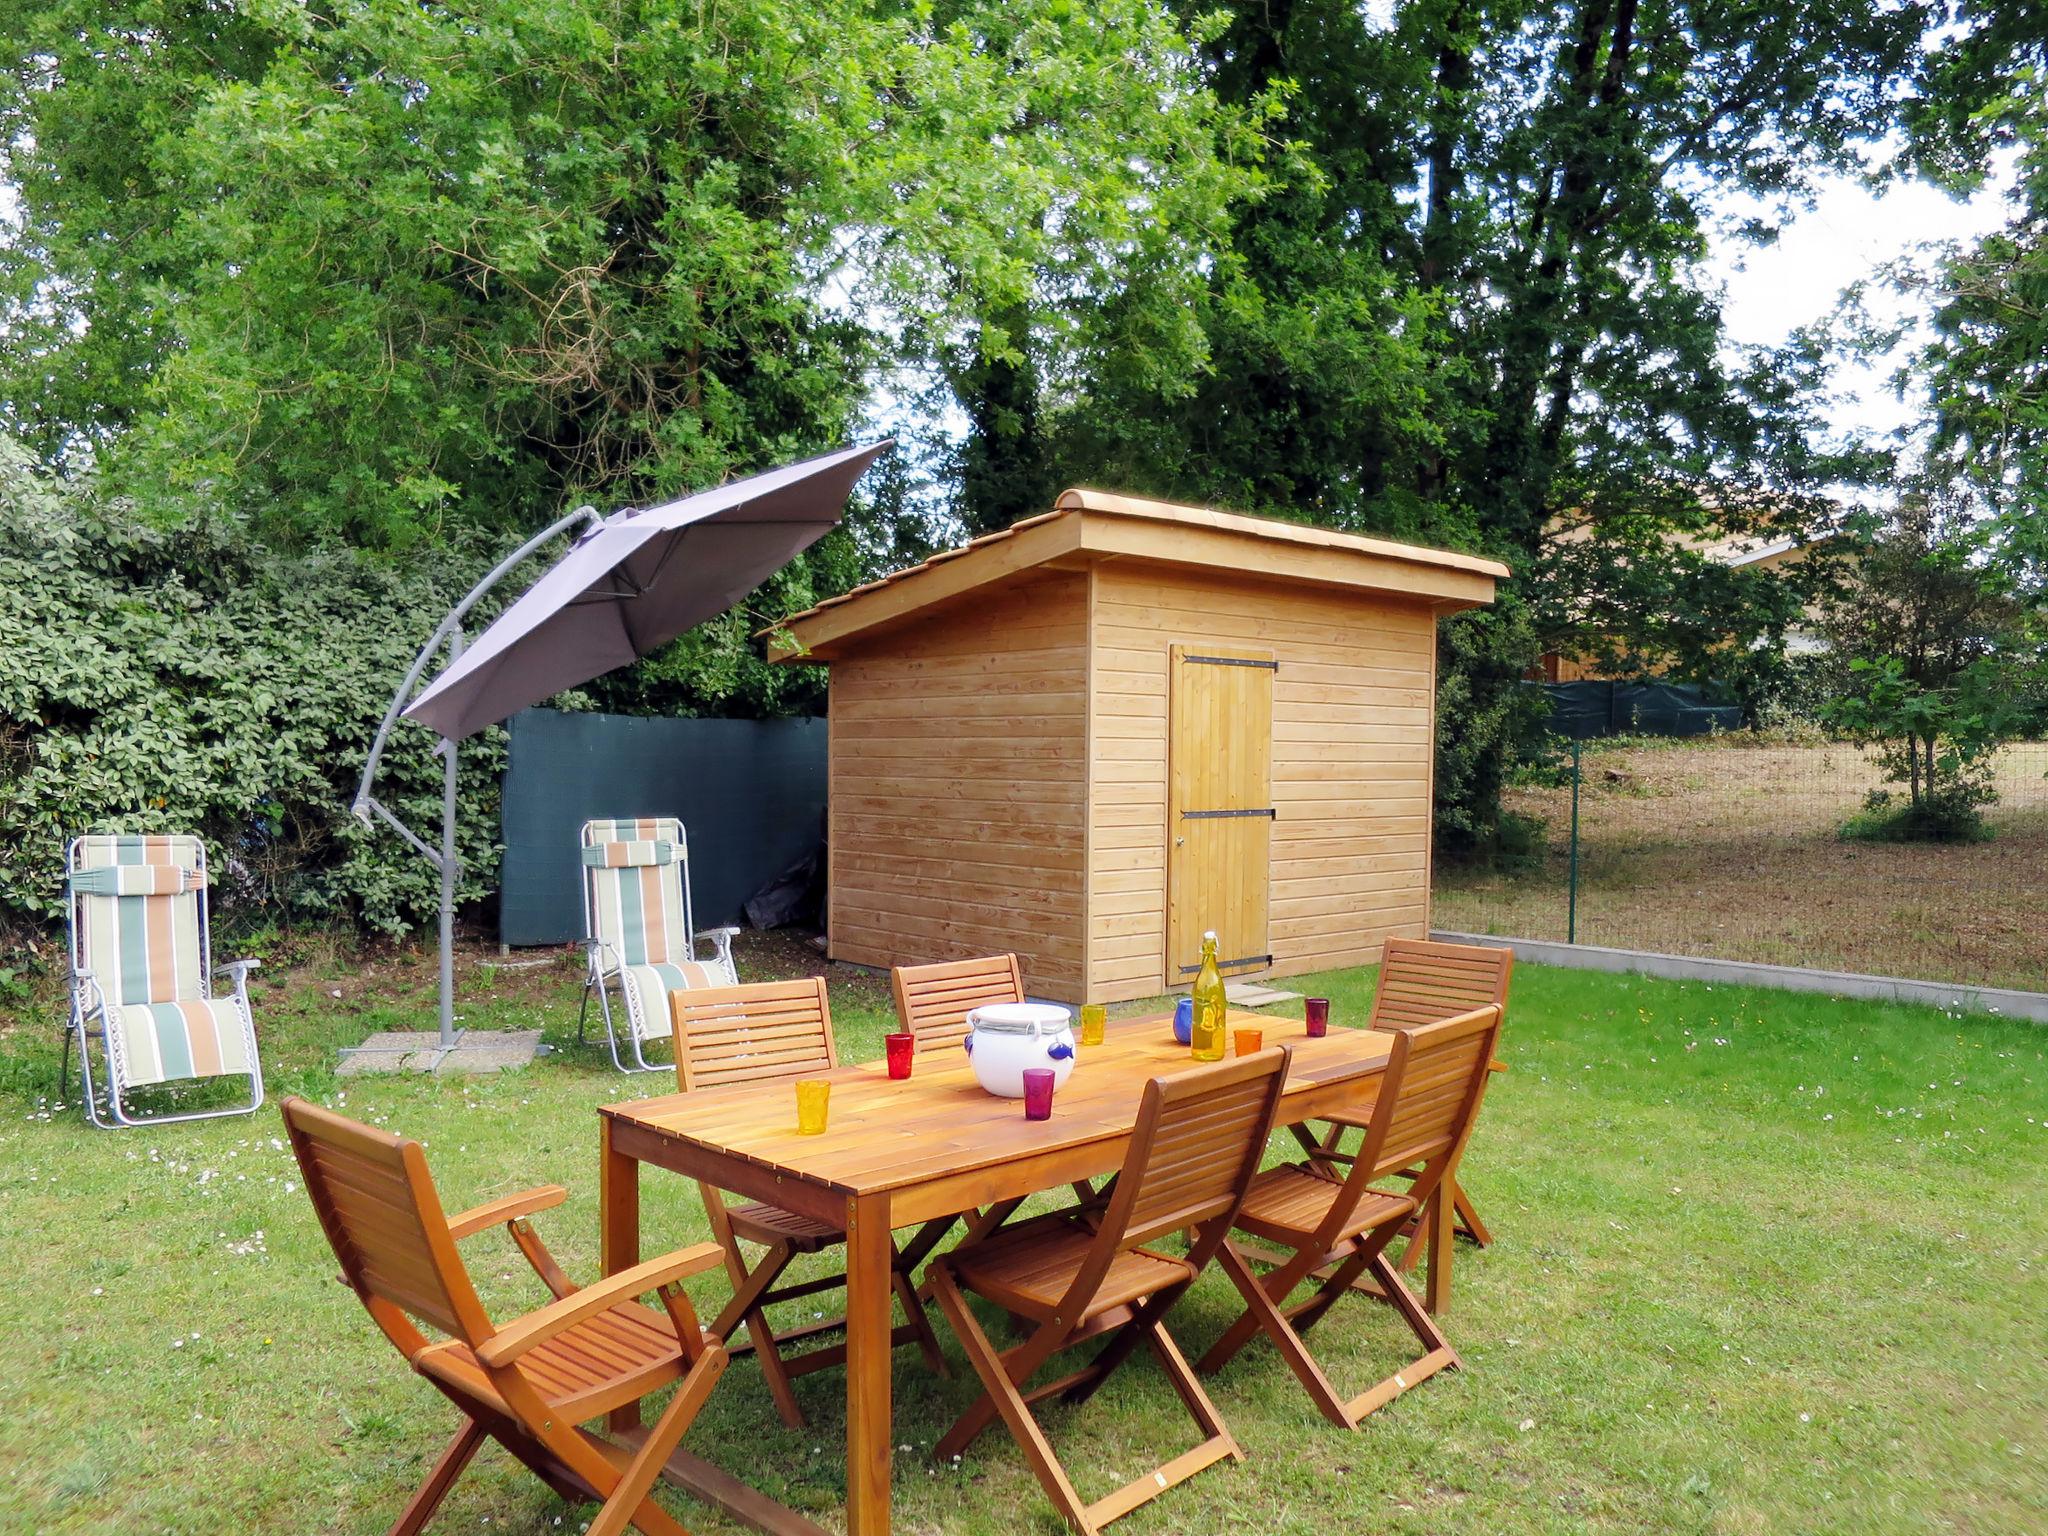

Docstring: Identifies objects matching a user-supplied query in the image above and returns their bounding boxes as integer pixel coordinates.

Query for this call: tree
[1820,489,2045,839]
[1027,0,1925,850]
[1,0,1261,554]
[1902,7,2048,585]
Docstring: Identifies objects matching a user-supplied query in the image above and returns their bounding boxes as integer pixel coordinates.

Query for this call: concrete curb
[1429,931,2048,1024]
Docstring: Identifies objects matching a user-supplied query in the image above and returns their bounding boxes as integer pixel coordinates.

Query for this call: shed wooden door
[1165,644,1275,987]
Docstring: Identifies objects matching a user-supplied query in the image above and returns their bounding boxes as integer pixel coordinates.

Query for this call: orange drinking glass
[1233,1026,1263,1057]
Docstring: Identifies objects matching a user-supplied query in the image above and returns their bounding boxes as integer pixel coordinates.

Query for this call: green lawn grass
[0,942,2041,1535]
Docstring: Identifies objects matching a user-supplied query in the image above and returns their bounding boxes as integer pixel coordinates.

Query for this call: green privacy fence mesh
[499,709,826,946]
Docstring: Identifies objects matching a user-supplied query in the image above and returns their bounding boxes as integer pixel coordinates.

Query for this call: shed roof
[769,487,1510,661]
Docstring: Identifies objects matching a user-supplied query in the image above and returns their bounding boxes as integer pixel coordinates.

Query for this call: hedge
[0,443,509,944]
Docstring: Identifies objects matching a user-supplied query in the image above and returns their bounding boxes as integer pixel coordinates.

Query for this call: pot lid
[966,1003,1071,1037]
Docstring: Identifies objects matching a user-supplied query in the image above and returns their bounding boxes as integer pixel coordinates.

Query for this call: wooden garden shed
[770,490,1508,1005]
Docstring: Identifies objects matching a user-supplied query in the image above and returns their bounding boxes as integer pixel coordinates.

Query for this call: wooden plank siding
[1086,564,1437,1003]
[825,571,1089,1000]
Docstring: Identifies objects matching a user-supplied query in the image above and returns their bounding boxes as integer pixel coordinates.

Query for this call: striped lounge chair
[63,834,264,1129]
[576,817,739,1073]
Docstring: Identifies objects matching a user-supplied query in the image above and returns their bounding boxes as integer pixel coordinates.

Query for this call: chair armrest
[72,971,107,1013]
[475,1244,726,1367]
[447,1184,569,1241]
[584,937,623,979]
[212,958,263,981]
[700,926,741,941]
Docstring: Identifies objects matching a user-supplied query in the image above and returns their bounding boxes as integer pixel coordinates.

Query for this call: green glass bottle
[1191,930,1227,1062]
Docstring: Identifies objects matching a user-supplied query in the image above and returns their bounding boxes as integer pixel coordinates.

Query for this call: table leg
[844,1191,892,1536]
[601,1118,642,1433]
[1422,1181,1454,1316]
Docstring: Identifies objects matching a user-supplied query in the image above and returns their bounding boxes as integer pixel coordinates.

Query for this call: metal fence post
[1567,736,1582,945]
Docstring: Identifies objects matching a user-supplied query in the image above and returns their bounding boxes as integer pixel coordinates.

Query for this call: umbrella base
[337,1029,544,1075]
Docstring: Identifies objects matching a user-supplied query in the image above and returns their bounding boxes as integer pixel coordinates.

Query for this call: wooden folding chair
[927,1048,1292,1536]
[1291,937,1513,1272]
[890,952,1025,1053]
[1372,937,1512,1261]
[1196,1005,1503,1429]
[669,978,949,1429]
[884,953,1093,1262]
[281,1096,735,1536]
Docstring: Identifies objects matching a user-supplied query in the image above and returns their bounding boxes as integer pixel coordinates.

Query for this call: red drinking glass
[1021,1067,1055,1121]
[885,1032,915,1080]
[1305,998,1330,1038]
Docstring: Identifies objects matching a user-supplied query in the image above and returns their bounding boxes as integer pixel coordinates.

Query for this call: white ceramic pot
[963,1003,1076,1098]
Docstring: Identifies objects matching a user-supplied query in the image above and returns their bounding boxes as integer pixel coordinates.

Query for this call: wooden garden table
[598,1010,1438,1536]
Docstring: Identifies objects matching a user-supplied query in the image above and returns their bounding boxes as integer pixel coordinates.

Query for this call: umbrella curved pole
[349,503,601,1054]
[353,503,603,821]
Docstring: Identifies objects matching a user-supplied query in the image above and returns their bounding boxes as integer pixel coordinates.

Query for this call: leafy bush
[0,443,509,942]
[1838,784,1994,844]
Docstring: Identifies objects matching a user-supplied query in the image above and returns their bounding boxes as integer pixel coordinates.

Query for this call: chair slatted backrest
[581,817,689,968]
[281,1097,493,1353]
[69,834,210,1007]
[891,954,1024,1053]
[1360,1005,1503,1188]
[1368,938,1513,1033]
[1101,1050,1292,1252]
[671,978,835,1091]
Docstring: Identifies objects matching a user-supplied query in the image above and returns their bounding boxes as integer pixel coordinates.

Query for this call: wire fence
[1434,736,2048,994]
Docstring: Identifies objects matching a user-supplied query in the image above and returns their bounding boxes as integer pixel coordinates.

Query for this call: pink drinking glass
[1305,998,1330,1038]
[1021,1067,1056,1121]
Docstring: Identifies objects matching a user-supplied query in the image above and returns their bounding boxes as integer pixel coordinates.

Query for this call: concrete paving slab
[338,1029,546,1075]
[1225,982,1302,1007]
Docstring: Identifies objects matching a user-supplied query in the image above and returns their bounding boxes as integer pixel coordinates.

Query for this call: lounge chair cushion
[620,961,724,1040]
[109,998,255,1085]
[585,822,691,968]
[75,880,207,1008]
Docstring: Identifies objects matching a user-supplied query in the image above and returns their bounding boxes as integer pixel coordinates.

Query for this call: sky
[1705,158,2019,446]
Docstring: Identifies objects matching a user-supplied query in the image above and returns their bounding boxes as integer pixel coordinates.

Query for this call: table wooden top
[600,1010,1395,1201]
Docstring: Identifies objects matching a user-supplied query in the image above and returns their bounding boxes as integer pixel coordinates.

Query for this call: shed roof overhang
[767,488,1511,662]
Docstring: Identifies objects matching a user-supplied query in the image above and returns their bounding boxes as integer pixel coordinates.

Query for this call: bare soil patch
[1436,739,2048,992]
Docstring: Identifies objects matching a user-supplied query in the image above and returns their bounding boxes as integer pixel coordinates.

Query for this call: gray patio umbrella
[351,440,891,1056]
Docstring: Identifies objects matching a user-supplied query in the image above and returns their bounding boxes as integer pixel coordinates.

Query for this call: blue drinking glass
[1172,996,1194,1046]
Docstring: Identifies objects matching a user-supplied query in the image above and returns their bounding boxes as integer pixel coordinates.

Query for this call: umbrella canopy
[402,441,890,740]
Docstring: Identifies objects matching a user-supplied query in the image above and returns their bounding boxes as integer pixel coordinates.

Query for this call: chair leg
[1334,1253,1461,1424]
[386,1419,486,1536]
[710,1242,807,1430]
[584,1344,728,1536]
[929,1269,1096,1534]
[1195,1241,1320,1378]
[1206,1241,1355,1428]
[892,1258,950,1378]
[1287,1247,1371,1338]
[591,978,633,1074]
[894,1215,959,1278]
[1453,1182,1493,1247]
